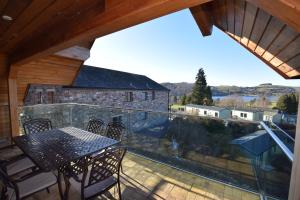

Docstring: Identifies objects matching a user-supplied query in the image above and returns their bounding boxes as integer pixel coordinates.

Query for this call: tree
[256,95,270,108]
[204,86,213,105]
[249,98,256,107]
[187,95,192,104]
[191,68,213,105]
[173,96,178,104]
[215,95,245,108]
[181,94,187,105]
[276,93,299,114]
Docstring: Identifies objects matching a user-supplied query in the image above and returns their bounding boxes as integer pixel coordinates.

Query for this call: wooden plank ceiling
[191,0,300,79]
[0,0,212,65]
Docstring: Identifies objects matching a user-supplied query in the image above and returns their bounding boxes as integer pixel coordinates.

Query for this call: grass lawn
[171,104,185,110]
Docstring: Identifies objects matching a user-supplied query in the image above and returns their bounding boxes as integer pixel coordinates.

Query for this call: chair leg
[120,164,124,174]
[57,172,64,199]
[117,180,122,200]
[46,187,50,193]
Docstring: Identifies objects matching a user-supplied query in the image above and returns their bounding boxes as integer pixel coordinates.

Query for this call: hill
[161,82,299,97]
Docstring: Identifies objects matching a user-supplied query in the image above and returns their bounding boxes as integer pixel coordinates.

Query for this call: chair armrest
[0,145,25,162]
[13,168,44,183]
[0,154,26,165]
[0,144,17,151]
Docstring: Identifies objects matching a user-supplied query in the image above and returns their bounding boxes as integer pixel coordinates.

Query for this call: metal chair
[0,167,57,200]
[23,118,52,135]
[0,145,35,177]
[105,122,125,142]
[86,119,105,136]
[68,147,126,200]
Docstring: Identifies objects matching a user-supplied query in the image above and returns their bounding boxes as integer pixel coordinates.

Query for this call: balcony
[14,103,293,200]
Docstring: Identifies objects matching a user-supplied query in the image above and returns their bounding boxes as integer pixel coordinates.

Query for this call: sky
[85,9,299,87]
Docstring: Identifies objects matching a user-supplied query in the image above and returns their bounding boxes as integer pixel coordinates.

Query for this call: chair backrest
[86,119,105,135]
[105,122,125,141]
[23,118,52,135]
[83,147,126,187]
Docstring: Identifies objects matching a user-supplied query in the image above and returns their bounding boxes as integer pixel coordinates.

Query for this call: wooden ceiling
[0,0,212,65]
[191,0,300,79]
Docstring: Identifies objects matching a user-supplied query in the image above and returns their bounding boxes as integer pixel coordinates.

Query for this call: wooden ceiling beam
[246,0,300,33]
[10,0,212,66]
[190,2,214,36]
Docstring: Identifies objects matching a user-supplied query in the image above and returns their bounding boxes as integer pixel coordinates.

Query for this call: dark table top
[13,127,119,171]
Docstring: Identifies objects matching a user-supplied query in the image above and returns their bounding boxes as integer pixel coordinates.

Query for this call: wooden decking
[20,153,260,200]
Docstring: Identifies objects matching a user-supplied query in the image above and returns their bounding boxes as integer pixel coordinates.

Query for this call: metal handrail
[260,121,294,162]
[271,122,295,142]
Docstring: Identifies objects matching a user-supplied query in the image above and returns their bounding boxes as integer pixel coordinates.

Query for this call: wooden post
[8,65,19,137]
[288,99,300,200]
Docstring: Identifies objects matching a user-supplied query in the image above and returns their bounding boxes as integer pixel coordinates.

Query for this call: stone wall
[24,84,169,112]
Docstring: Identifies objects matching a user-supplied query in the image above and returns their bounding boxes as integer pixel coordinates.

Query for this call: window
[36,91,42,104]
[47,91,54,104]
[152,91,155,100]
[112,115,122,123]
[204,110,207,115]
[240,113,247,118]
[215,112,218,117]
[144,92,148,100]
[125,92,133,102]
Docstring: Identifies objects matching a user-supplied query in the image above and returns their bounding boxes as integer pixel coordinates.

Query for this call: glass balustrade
[19,103,293,200]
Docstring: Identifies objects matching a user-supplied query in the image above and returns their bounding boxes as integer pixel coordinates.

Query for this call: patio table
[13,126,119,199]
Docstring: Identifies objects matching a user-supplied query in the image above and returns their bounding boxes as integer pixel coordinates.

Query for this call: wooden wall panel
[0,54,9,140]
[16,55,82,105]
[0,105,11,141]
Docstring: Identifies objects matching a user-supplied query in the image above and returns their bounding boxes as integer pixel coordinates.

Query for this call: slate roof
[72,65,169,91]
[231,130,272,156]
[185,104,229,112]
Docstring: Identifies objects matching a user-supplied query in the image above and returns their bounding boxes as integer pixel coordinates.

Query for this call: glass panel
[19,103,293,199]
[267,122,295,153]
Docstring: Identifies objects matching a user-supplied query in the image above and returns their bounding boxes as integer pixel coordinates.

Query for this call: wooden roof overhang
[190,0,300,79]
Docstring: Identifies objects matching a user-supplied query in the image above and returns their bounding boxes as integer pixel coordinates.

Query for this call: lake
[213,95,278,102]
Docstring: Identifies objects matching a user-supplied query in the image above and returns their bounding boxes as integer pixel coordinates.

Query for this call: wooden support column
[8,65,19,137]
[289,98,300,200]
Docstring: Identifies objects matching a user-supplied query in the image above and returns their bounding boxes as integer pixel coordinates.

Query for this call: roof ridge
[83,65,145,77]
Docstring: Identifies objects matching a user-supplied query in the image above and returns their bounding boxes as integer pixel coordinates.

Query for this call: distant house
[232,108,263,121]
[185,104,231,119]
[263,109,282,123]
[24,65,170,112]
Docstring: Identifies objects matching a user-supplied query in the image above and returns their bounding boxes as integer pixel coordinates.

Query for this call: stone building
[24,65,170,112]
